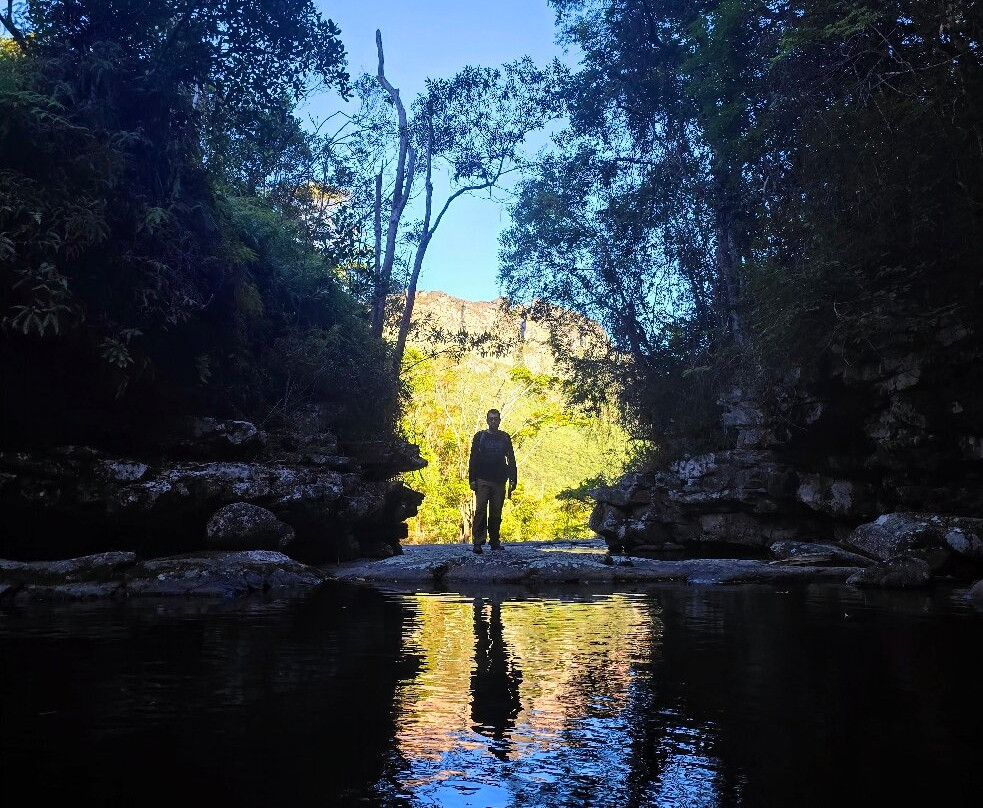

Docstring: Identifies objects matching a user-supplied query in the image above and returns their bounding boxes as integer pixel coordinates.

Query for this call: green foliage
[503,0,983,461]
[400,342,630,544]
[0,1,401,448]
[0,31,224,352]
[10,1,349,107]
[738,0,983,372]
[3,262,73,336]
[183,194,400,433]
[412,58,561,185]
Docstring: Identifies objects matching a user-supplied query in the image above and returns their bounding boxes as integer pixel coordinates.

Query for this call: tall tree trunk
[370,30,415,339]
[372,168,382,314]
[373,170,382,266]
[393,123,435,371]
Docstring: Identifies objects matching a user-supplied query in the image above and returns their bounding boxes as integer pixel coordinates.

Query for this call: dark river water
[2,580,981,808]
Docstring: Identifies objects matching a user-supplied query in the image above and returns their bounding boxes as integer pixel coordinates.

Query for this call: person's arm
[505,434,517,496]
[468,432,480,487]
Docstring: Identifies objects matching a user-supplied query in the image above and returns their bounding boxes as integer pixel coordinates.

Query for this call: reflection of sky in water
[645,722,728,808]
[382,593,724,807]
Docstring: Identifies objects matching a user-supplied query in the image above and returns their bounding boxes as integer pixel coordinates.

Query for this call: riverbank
[4,538,982,601]
[328,538,862,587]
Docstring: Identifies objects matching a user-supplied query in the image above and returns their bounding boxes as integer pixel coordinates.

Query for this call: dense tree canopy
[501,0,983,458]
[0,1,398,448]
[4,0,980,483]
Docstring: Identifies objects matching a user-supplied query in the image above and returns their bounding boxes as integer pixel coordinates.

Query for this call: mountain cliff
[394,291,559,374]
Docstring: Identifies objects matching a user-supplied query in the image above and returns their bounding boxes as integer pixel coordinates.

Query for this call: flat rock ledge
[5,540,982,601]
[0,550,326,601]
[328,539,862,587]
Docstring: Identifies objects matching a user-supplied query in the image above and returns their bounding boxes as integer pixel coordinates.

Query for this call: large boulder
[844,512,983,576]
[205,502,295,551]
[846,557,933,589]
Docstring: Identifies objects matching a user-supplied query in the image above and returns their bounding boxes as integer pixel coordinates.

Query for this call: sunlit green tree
[401,345,630,543]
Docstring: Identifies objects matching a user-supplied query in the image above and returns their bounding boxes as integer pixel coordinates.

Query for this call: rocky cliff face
[399,291,560,374]
[0,406,425,564]
[589,301,983,581]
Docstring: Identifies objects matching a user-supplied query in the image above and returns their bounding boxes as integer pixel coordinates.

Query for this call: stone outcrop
[0,550,327,600]
[0,540,872,600]
[206,502,296,551]
[589,301,983,585]
[327,539,866,588]
[0,405,425,565]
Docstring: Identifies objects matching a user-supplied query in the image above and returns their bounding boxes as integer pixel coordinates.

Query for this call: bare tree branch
[1,0,28,51]
[371,29,416,338]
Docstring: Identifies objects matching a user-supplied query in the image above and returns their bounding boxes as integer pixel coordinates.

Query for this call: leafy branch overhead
[501,0,983,457]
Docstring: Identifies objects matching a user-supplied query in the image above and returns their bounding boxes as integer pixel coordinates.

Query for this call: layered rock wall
[590,303,983,580]
[0,405,425,564]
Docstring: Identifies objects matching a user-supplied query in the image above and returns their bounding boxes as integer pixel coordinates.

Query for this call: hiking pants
[472,479,506,549]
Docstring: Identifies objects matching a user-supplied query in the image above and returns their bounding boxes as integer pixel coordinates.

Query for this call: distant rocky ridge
[396,291,578,375]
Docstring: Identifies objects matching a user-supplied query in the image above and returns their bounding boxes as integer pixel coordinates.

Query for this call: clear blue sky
[312,2,567,302]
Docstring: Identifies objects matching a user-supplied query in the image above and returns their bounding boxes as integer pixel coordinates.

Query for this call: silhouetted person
[470,596,523,761]
[468,408,517,554]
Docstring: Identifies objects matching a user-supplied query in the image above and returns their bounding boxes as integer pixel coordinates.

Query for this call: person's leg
[473,480,492,551]
[487,481,507,549]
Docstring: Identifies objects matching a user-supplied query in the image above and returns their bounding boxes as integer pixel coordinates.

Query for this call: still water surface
[2,581,981,807]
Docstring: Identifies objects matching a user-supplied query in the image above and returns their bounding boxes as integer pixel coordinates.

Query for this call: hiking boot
[473,546,484,555]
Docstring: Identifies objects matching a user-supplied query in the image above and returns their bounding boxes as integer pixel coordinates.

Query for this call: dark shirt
[468,429,517,486]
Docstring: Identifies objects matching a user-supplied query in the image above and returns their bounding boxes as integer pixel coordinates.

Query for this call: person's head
[486,409,501,431]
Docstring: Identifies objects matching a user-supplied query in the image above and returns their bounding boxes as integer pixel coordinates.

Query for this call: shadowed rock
[0,550,326,601]
[206,502,296,551]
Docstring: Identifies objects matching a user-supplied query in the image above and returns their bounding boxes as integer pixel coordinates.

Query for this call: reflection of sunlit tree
[391,593,656,778]
[386,591,746,808]
[394,599,476,762]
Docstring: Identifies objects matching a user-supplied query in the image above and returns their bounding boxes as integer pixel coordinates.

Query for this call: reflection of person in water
[470,596,523,761]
